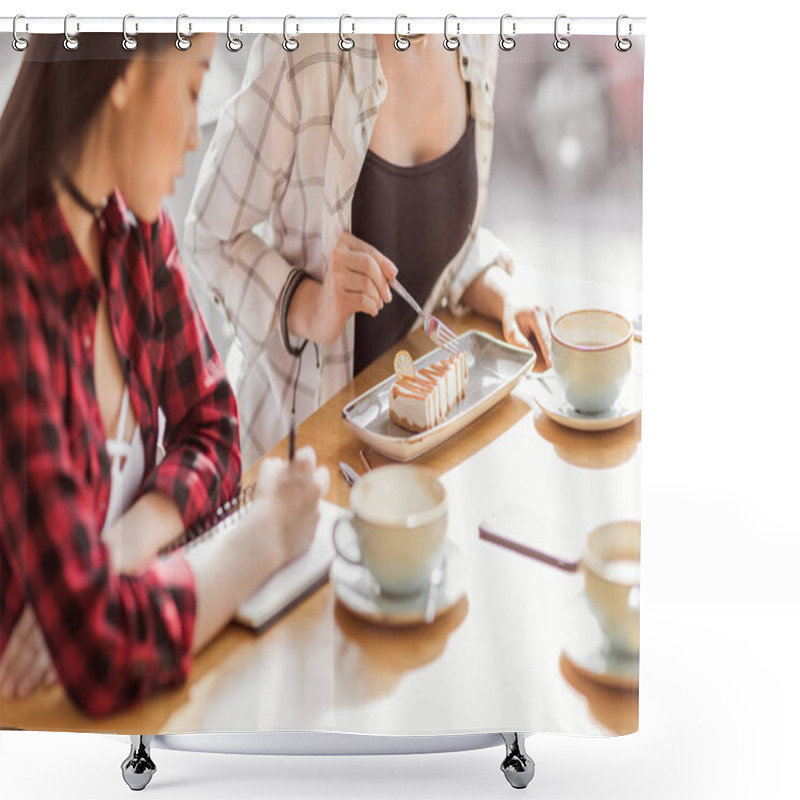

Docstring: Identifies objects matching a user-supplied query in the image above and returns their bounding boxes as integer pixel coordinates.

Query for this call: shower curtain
[0,19,643,742]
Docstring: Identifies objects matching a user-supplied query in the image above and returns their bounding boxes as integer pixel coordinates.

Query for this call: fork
[390,278,460,355]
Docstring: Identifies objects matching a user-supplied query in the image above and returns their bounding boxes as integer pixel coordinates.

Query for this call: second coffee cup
[333,464,448,597]
[551,309,633,413]
[583,520,641,657]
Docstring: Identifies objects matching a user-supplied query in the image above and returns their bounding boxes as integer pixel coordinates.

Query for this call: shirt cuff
[142,450,219,533]
[147,554,197,677]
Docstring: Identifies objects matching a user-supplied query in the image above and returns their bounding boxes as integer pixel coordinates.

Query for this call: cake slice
[389,350,468,433]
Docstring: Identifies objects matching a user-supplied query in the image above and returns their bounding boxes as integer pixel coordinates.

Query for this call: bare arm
[186,447,329,654]
[461,264,509,321]
[103,491,184,573]
[183,498,279,652]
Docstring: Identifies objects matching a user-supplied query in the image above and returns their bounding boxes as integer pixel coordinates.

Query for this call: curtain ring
[12,15,28,52]
[227,15,243,52]
[499,14,516,51]
[615,14,632,52]
[122,15,138,51]
[394,15,411,51]
[443,14,460,51]
[339,14,355,51]
[553,14,570,52]
[283,15,299,52]
[176,14,192,50]
[63,13,79,51]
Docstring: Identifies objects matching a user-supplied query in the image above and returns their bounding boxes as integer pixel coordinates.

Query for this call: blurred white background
[1,1,798,799]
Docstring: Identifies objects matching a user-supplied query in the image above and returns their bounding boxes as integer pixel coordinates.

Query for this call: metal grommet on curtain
[63,14,79,51]
[553,14,570,52]
[176,14,192,51]
[122,15,138,51]
[615,14,632,52]
[12,15,28,52]
[499,14,516,51]
[283,15,299,52]
[443,14,460,51]
[394,15,411,51]
[339,15,355,51]
[227,15,243,52]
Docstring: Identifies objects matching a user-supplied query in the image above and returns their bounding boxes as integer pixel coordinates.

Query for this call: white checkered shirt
[185,34,513,467]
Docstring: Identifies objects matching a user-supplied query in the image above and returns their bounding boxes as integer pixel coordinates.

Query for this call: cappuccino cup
[333,465,448,597]
[582,521,640,657]
[551,309,633,413]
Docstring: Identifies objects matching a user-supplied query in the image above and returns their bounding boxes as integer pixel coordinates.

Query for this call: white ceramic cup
[551,309,633,413]
[333,465,448,597]
[582,521,641,657]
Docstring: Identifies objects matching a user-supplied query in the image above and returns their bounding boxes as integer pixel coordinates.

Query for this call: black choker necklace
[59,173,107,222]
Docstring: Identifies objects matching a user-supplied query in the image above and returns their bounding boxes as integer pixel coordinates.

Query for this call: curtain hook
[122,15,138,51]
[12,15,29,52]
[227,15,243,52]
[616,14,633,52]
[63,13,79,51]
[443,14,460,51]
[283,15,299,52]
[176,14,192,51]
[553,14,570,52]
[394,14,411,51]
[499,14,516,51]
[339,14,355,51]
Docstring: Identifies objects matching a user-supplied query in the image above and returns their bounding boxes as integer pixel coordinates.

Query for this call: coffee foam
[553,310,632,349]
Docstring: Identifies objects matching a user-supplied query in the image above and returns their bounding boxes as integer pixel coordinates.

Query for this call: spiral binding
[160,482,257,555]
[4,15,638,53]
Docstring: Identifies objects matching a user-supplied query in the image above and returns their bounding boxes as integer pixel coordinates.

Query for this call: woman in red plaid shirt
[0,33,329,716]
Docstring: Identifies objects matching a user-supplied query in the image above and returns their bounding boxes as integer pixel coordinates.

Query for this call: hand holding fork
[308,232,459,355]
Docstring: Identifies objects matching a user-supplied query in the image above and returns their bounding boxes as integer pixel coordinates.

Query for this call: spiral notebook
[164,487,341,633]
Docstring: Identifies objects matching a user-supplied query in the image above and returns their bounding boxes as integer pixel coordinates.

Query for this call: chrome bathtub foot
[500,732,535,789]
[121,735,156,791]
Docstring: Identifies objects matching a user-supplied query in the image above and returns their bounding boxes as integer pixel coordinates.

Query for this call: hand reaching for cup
[254,445,331,569]
[502,298,554,370]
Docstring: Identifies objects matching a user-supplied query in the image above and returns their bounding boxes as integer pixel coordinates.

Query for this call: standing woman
[0,33,327,715]
[186,33,551,467]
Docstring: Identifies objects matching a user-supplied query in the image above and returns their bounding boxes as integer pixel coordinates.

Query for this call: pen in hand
[288,413,296,462]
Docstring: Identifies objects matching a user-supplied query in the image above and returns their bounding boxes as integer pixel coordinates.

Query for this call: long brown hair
[0,33,174,214]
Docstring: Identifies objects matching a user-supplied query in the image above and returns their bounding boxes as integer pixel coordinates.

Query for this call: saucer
[530,370,642,432]
[330,540,467,627]
[562,593,639,689]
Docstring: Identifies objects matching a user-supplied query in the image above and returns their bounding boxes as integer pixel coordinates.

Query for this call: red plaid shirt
[0,185,241,717]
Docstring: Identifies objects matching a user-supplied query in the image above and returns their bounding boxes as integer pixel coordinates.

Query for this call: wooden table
[1,305,640,737]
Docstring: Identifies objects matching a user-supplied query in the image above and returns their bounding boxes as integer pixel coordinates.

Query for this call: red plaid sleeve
[139,211,241,528]
[0,259,196,718]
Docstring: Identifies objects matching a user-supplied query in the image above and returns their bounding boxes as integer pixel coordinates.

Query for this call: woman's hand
[462,266,554,369]
[502,298,554,370]
[254,446,331,568]
[0,605,59,700]
[288,231,397,346]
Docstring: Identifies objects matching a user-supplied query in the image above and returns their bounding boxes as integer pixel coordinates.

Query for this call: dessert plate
[530,369,642,432]
[342,331,535,461]
[562,593,639,689]
[330,540,467,626]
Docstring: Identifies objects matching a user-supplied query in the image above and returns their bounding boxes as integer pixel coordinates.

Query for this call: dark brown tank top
[351,108,478,375]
